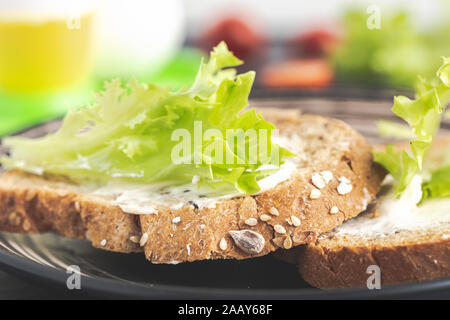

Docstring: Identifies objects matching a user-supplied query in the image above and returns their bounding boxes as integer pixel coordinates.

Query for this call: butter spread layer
[335,175,450,237]
[88,133,302,214]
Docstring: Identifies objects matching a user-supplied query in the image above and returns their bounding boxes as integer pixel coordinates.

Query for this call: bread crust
[0,110,386,263]
[292,227,450,289]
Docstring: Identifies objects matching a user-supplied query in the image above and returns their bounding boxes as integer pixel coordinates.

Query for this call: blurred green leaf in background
[333,8,450,89]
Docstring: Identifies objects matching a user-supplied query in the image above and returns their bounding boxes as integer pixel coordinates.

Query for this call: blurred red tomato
[198,17,265,60]
[261,59,334,88]
[291,29,340,57]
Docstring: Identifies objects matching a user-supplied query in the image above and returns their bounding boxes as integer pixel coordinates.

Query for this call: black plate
[1,93,449,299]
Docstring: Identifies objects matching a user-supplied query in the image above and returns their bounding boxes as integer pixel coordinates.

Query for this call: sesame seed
[74,201,81,211]
[23,220,31,231]
[310,188,321,199]
[320,170,334,184]
[337,182,353,195]
[129,236,140,243]
[219,237,227,250]
[283,236,293,249]
[269,207,279,216]
[245,218,258,226]
[291,216,301,227]
[139,233,149,247]
[100,239,107,247]
[338,176,351,184]
[311,173,326,189]
[260,214,271,222]
[330,206,339,214]
[274,224,286,234]
[172,216,181,224]
[186,244,191,256]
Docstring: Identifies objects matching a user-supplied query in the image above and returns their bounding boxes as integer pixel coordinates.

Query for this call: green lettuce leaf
[437,57,450,87]
[1,42,294,195]
[332,9,450,88]
[373,57,450,197]
[422,165,450,201]
[373,145,418,196]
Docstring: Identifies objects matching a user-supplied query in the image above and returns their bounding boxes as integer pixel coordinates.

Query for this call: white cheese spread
[90,134,301,214]
[335,175,450,237]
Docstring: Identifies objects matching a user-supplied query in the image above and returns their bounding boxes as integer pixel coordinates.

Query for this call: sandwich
[1,41,448,290]
[281,57,450,288]
[0,42,385,264]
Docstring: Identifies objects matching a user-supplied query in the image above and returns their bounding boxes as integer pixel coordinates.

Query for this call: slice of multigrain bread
[0,108,386,264]
[283,136,450,289]
[291,224,450,289]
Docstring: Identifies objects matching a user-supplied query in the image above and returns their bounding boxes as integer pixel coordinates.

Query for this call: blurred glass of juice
[0,0,96,135]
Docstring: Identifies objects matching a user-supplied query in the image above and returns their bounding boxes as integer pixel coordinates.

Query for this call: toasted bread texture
[294,224,450,289]
[283,136,450,289]
[0,109,386,263]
